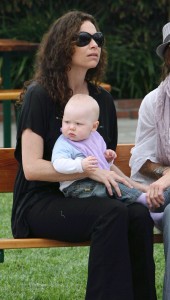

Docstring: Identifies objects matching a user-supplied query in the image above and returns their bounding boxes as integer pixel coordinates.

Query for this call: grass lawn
[0,193,165,300]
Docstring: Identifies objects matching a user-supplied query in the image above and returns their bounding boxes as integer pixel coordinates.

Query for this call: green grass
[0,193,164,299]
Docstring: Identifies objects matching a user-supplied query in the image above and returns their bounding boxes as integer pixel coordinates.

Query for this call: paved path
[0,118,138,148]
[117,118,138,144]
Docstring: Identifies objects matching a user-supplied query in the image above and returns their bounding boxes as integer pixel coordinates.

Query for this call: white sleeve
[53,157,84,174]
[129,88,159,179]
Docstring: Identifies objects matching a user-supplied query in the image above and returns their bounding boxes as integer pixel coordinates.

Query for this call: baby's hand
[82,156,98,171]
[104,149,117,163]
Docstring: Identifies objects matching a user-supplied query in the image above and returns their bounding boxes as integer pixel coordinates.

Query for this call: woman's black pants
[26,194,157,300]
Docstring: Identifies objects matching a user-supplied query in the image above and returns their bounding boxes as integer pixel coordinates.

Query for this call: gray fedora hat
[156,22,170,59]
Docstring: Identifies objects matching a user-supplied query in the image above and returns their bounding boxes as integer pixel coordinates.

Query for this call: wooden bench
[0,145,163,263]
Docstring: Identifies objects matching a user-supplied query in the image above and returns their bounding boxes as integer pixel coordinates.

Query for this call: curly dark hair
[19,10,107,110]
[161,44,170,81]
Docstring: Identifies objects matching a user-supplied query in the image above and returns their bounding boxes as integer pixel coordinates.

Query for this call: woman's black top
[12,81,118,237]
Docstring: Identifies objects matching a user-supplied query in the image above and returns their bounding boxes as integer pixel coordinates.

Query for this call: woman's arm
[139,159,170,208]
[111,164,148,192]
[130,90,158,179]
[140,159,170,180]
[22,129,143,197]
[89,165,133,197]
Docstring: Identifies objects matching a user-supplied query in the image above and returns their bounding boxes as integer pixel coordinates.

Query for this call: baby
[52,94,164,228]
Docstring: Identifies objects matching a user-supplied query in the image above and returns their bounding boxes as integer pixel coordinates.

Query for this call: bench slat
[115,143,134,177]
[0,238,90,249]
[0,234,163,250]
[0,148,18,192]
[153,234,163,243]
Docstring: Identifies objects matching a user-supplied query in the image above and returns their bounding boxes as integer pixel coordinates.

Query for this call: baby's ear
[92,121,99,131]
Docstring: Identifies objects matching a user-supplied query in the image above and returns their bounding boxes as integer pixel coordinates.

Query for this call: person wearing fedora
[130,21,170,300]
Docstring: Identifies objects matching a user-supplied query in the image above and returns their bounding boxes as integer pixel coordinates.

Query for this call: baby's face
[62,107,95,141]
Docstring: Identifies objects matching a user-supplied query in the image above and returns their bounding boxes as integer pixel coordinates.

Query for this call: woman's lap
[26,192,153,241]
[26,193,130,240]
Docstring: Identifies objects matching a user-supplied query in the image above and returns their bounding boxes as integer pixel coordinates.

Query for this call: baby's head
[62,94,99,141]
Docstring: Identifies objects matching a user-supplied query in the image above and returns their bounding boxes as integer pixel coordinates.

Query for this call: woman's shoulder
[140,87,158,111]
[23,82,52,109]
[26,81,49,98]
[142,87,158,104]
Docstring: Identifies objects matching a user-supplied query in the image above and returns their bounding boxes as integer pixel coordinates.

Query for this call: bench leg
[0,250,4,263]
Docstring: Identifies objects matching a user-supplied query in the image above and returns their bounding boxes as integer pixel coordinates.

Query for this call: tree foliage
[0,0,169,98]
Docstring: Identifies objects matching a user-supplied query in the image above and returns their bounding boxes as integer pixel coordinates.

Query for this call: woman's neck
[68,69,89,95]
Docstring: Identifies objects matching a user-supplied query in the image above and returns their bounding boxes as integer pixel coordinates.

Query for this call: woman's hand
[146,170,170,209]
[146,182,165,209]
[87,168,133,197]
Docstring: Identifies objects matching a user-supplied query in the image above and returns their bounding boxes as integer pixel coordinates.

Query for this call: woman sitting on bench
[12,10,157,300]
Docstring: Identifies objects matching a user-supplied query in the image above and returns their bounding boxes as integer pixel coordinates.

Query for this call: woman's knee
[100,197,128,215]
[88,197,128,226]
[100,199,129,226]
[128,203,153,229]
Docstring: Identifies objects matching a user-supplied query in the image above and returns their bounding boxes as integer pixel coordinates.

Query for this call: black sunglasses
[75,32,104,48]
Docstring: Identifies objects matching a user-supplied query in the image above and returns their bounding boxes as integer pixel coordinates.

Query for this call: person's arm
[139,159,170,208]
[22,128,129,197]
[140,159,170,180]
[53,157,83,174]
[130,90,159,179]
[111,164,148,192]
[53,156,98,174]
[89,167,134,197]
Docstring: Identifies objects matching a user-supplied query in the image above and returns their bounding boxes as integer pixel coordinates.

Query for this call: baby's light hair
[64,94,99,121]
